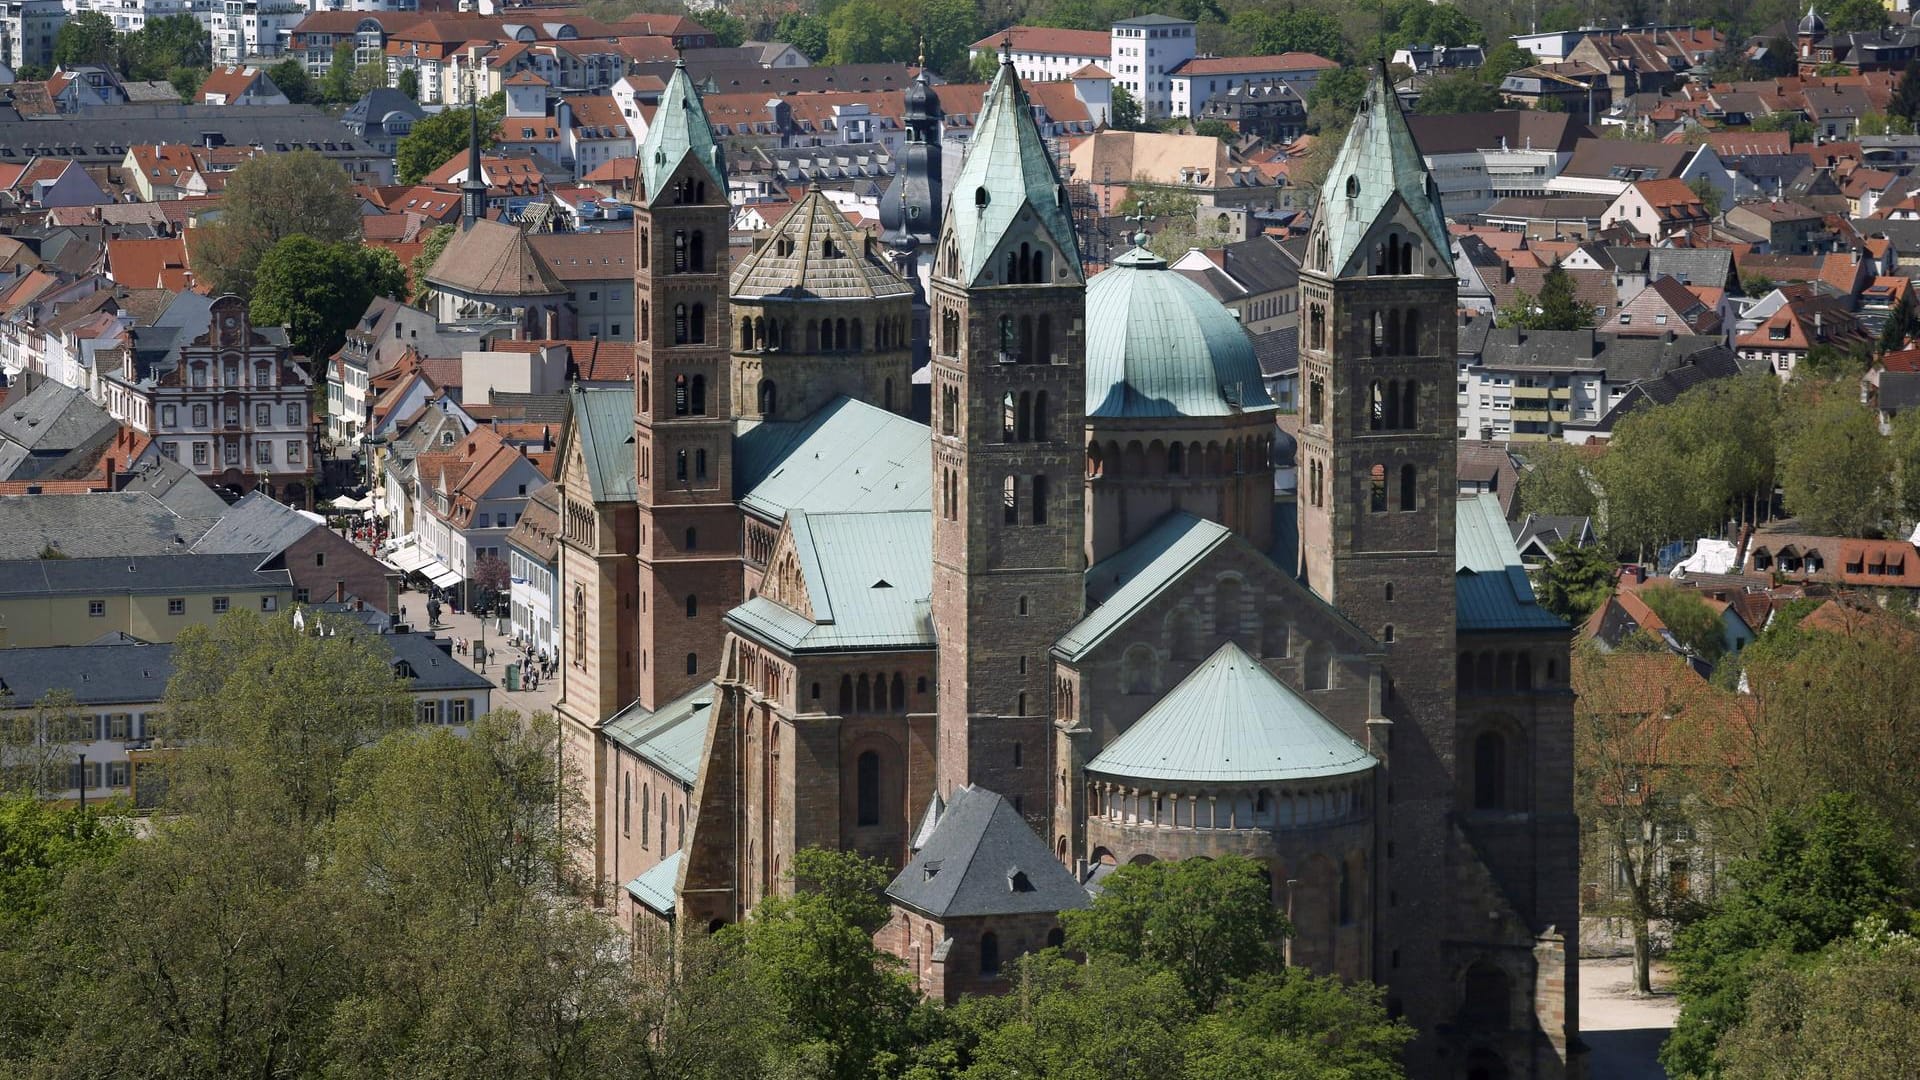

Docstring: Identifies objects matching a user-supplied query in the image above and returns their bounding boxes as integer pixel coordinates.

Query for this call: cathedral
[552,50,1580,1080]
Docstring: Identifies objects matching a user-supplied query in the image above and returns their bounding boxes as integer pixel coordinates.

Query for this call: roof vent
[1008,869,1034,893]
[923,859,942,881]
[872,578,892,589]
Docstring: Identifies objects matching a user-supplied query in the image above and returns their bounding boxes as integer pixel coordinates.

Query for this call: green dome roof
[1085,244,1275,419]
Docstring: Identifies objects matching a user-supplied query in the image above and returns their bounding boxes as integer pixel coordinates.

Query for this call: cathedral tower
[729,184,915,421]
[631,58,741,711]
[1296,62,1465,1059]
[879,58,944,380]
[929,50,1086,825]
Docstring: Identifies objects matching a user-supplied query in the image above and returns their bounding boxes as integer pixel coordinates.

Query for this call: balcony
[1511,385,1550,401]
[1511,408,1551,422]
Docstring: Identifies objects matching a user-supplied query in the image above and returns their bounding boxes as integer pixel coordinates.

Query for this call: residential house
[411,423,551,607]
[1106,14,1197,119]
[1458,439,1522,516]
[1457,322,1731,441]
[505,480,560,659]
[527,231,635,341]
[0,628,490,803]
[1511,514,1596,564]
[1168,52,1337,117]
[1600,179,1711,241]
[1745,532,1920,589]
[1726,201,1828,255]
[1067,129,1282,213]
[191,490,401,612]
[1735,293,1869,379]
[196,65,289,106]
[0,554,294,648]
[1614,277,1723,338]
[967,26,1109,84]
[0,379,120,482]
[1406,112,1589,216]
[342,88,426,158]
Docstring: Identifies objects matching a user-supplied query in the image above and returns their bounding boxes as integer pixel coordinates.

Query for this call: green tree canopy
[1223,7,1347,62]
[1662,795,1913,1079]
[121,14,211,79]
[250,236,406,360]
[395,94,504,185]
[1534,540,1615,623]
[1638,583,1727,665]
[1060,855,1286,1009]
[1483,42,1537,80]
[825,0,914,64]
[1719,922,1920,1079]
[776,11,830,63]
[1111,82,1144,130]
[53,11,116,68]
[268,57,313,104]
[1414,70,1503,114]
[195,150,361,298]
[1778,389,1891,536]
[1516,441,1599,519]
[1824,0,1890,32]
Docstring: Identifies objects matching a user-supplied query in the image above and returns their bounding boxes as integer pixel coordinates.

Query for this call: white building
[0,0,64,72]
[1109,13,1195,119]
[1168,53,1336,118]
[505,482,559,660]
[967,25,1109,83]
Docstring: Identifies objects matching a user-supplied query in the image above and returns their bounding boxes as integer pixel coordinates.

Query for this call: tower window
[685,527,697,549]
[686,652,699,675]
[1370,464,1387,512]
[1474,732,1508,811]
[1003,476,1018,524]
[1400,464,1417,510]
[1031,474,1048,524]
[686,594,698,618]
[1383,624,1394,643]
[1018,596,1029,616]
[856,750,880,825]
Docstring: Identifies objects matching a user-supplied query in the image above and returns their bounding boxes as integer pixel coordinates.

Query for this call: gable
[756,520,818,622]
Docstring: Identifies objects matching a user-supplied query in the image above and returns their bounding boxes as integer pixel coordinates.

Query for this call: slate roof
[0,105,381,164]
[641,58,726,203]
[885,785,1089,919]
[1879,370,1920,413]
[626,850,683,914]
[603,679,716,786]
[385,631,493,692]
[0,641,176,704]
[0,381,113,454]
[1456,493,1569,633]
[0,554,292,598]
[1057,512,1232,661]
[568,385,636,502]
[0,491,215,559]
[941,52,1081,287]
[1252,325,1297,378]
[116,457,229,518]
[425,217,567,298]
[1087,641,1374,784]
[190,490,319,556]
[733,396,930,523]
[731,184,913,300]
[1313,63,1449,276]
[727,510,933,652]
[1085,245,1275,418]
[1471,327,1723,380]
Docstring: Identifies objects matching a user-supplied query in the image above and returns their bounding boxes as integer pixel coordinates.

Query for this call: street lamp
[77,752,86,811]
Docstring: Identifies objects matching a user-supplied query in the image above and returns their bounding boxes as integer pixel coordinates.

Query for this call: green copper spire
[940,47,1082,286]
[641,57,726,206]
[1311,63,1449,277]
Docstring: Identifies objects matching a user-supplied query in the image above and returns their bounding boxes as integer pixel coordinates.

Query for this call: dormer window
[1346,175,1360,199]
[975,186,989,209]
[1008,869,1034,893]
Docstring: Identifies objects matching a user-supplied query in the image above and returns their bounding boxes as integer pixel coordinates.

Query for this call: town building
[1168,52,1336,117]
[0,554,294,648]
[550,55,1578,1080]
[1108,14,1196,119]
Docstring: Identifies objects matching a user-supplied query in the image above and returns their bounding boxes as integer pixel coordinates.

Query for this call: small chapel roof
[425,216,567,298]
[886,786,1090,919]
[1086,640,1375,784]
[625,850,682,915]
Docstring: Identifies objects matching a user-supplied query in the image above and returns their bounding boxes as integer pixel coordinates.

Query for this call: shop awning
[384,539,432,575]
[421,560,463,590]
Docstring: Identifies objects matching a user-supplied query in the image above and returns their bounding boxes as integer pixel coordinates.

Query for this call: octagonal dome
[1085,243,1275,419]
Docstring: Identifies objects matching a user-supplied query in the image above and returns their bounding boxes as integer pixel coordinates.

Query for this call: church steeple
[879,48,943,252]
[460,89,487,228]
[641,55,726,206]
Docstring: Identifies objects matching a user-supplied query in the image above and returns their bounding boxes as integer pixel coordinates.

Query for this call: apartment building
[1109,14,1195,119]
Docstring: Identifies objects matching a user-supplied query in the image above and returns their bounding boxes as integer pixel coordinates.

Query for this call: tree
[168,64,205,102]
[1778,390,1891,536]
[121,13,211,79]
[1414,70,1502,114]
[1483,41,1536,80]
[0,797,128,930]
[1662,795,1911,1079]
[1801,339,1874,378]
[825,0,914,64]
[471,552,511,614]
[1534,540,1615,623]
[958,954,1196,1080]
[1194,118,1236,140]
[1060,856,1285,1009]
[1749,110,1816,142]
[1111,83,1143,130]
[269,57,313,104]
[1856,110,1915,136]
[395,93,503,185]
[1305,63,1367,122]
[1223,7,1346,62]
[196,150,361,297]
[1890,407,1920,525]
[1638,583,1728,665]
[395,68,419,102]
[1741,272,1776,298]
[775,11,830,64]
[1894,59,1920,124]
[1378,0,1484,53]
[1574,644,1741,996]
[731,847,920,1078]
[1719,922,1920,1079]
[1825,0,1890,32]
[1516,441,1599,519]
[350,58,388,96]
[1689,174,1723,217]
[969,49,1002,82]
[251,237,406,360]
[699,9,749,48]
[410,224,454,304]
[321,41,359,102]
[53,11,116,68]
[1500,263,1591,331]
[1881,290,1916,355]
[919,0,982,77]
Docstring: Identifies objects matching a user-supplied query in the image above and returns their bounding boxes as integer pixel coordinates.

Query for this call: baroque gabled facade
[553,54,1578,1080]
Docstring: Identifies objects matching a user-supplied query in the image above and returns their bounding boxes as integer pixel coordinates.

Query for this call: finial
[917,36,925,71]
[674,38,686,66]
[1124,206,1151,250]
[1000,35,1013,64]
